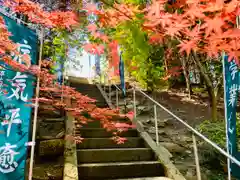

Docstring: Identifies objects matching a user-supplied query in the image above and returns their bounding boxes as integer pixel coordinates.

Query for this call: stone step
[28,156,64,180]
[72,100,108,108]
[42,117,65,122]
[115,177,173,180]
[111,98,140,106]
[38,108,62,118]
[76,128,139,138]
[77,148,155,163]
[39,139,64,157]
[75,120,103,128]
[96,102,109,108]
[76,118,131,129]
[71,84,103,96]
[70,83,108,108]
[78,161,165,179]
[77,137,144,149]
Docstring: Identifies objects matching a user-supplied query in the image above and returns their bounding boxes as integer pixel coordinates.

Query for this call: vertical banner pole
[154,105,159,145]
[28,28,44,180]
[133,86,136,118]
[222,51,231,180]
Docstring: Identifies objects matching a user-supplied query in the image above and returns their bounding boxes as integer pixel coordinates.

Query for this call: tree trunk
[206,86,218,121]
[211,91,218,121]
[191,53,218,121]
[180,56,191,99]
[211,76,223,121]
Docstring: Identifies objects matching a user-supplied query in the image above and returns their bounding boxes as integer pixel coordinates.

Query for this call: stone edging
[63,112,78,180]
[133,119,186,180]
[63,91,78,180]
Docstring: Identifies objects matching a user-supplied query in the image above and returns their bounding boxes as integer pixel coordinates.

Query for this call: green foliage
[124,0,149,6]
[197,116,240,180]
[192,87,206,93]
[192,87,209,97]
[198,114,240,148]
[43,28,85,74]
[198,120,227,147]
[111,20,166,91]
[43,29,66,60]
[207,173,225,180]
[102,0,148,7]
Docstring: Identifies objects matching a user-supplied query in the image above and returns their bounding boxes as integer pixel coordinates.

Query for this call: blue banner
[119,51,126,96]
[95,55,101,76]
[0,14,37,179]
[55,56,64,85]
[223,55,240,178]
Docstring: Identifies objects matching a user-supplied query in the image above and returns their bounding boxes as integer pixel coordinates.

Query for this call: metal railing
[96,74,240,180]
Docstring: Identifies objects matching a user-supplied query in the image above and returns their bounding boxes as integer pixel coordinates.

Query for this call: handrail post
[109,79,111,103]
[104,74,106,92]
[116,88,119,108]
[192,134,201,180]
[133,86,137,118]
[154,104,159,145]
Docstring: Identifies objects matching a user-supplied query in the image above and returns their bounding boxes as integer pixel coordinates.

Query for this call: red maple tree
[83,0,240,67]
[81,0,240,121]
[0,0,135,144]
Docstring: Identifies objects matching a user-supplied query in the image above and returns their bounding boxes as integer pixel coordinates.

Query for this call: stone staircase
[69,80,169,180]
[70,81,108,108]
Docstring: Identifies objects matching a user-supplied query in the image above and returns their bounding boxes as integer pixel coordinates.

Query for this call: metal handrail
[135,87,240,167]
[98,71,240,177]
[98,74,240,177]
[113,84,121,91]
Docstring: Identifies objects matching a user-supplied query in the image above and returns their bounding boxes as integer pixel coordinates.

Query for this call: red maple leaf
[227,51,240,65]
[201,17,225,37]
[99,34,109,43]
[177,40,198,55]
[183,5,205,20]
[201,0,224,13]
[165,26,182,37]
[92,32,102,38]
[149,33,164,44]
[87,24,98,32]
[144,0,166,18]
[183,25,201,39]
[83,3,101,15]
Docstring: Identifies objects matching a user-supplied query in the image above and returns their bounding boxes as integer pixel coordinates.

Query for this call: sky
[65,47,96,78]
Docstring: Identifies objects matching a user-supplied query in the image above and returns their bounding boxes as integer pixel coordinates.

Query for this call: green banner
[0,13,38,180]
[223,55,240,178]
